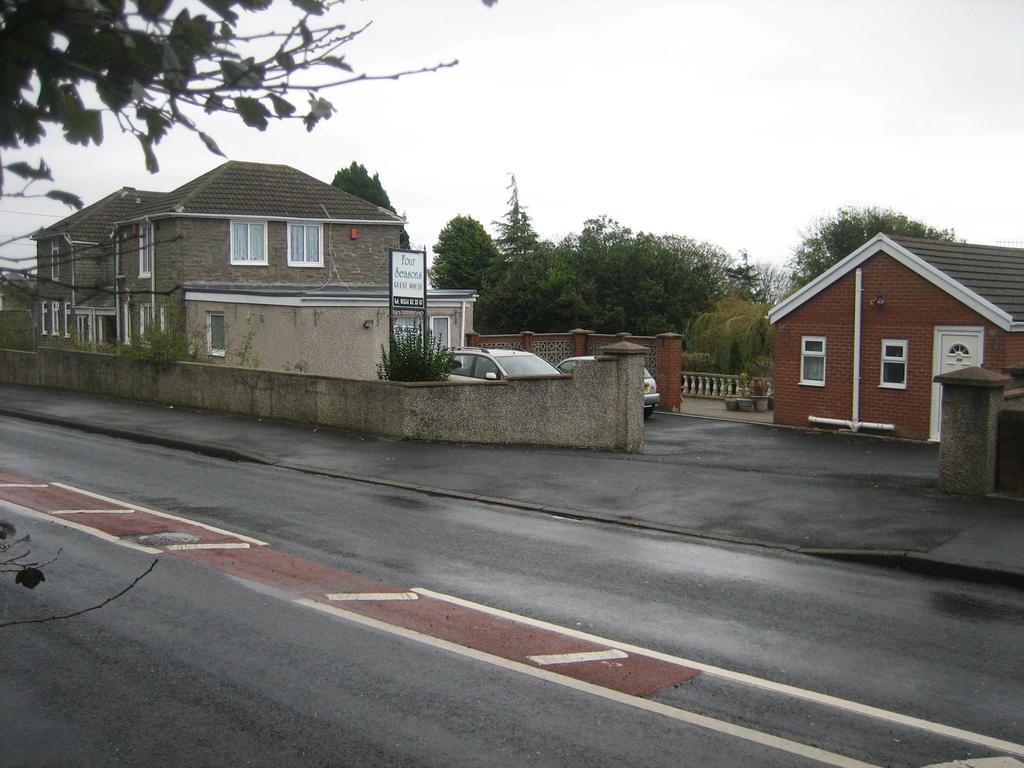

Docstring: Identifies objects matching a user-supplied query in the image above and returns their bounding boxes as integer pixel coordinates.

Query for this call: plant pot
[723,396,739,411]
[752,395,769,412]
[736,398,755,412]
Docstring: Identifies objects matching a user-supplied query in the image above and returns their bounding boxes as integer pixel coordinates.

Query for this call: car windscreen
[500,355,561,377]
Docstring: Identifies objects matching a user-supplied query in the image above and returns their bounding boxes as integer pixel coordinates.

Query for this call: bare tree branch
[0,559,158,628]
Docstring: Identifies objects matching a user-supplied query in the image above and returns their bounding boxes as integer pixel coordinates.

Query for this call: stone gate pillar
[934,366,1009,495]
[600,340,647,453]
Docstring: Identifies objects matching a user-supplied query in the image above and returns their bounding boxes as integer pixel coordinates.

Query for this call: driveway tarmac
[0,384,1020,585]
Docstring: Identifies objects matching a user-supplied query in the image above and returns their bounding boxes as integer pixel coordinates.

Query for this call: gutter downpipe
[851,267,862,428]
[460,299,467,346]
[808,268,896,433]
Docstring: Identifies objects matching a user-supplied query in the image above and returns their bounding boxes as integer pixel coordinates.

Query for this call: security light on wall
[871,295,885,309]
[363,319,375,328]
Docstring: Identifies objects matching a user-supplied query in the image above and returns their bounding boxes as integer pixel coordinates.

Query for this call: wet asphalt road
[2,417,1023,767]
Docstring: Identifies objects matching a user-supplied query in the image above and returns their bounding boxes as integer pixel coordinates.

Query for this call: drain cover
[132,531,201,547]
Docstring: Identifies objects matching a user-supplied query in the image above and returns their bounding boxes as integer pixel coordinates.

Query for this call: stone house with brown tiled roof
[31,187,163,342]
[32,161,476,378]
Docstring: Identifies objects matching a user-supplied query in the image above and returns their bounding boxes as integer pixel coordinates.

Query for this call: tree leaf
[275,51,296,71]
[322,56,352,72]
[138,135,160,173]
[268,94,295,117]
[290,0,325,14]
[45,190,85,209]
[4,160,53,181]
[234,97,270,129]
[204,93,225,114]
[220,59,262,88]
[138,0,173,21]
[15,567,45,589]
[197,131,225,156]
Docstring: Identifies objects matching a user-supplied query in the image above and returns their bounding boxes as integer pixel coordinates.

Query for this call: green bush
[377,329,453,382]
[0,310,35,351]
[682,351,716,373]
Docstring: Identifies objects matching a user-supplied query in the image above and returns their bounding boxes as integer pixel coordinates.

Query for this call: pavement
[1,383,1022,588]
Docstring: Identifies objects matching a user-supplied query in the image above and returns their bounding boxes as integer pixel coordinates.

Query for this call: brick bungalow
[768,234,1024,440]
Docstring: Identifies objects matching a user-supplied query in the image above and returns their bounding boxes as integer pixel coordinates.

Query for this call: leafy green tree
[686,294,774,374]
[790,206,956,288]
[331,162,410,247]
[430,215,501,290]
[493,174,539,259]
[477,216,733,335]
[0,0,488,207]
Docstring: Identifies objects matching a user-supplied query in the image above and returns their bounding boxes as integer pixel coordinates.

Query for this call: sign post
[388,249,428,347]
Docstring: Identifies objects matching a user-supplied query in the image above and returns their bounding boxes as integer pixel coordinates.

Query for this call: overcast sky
[3,0,1024,273]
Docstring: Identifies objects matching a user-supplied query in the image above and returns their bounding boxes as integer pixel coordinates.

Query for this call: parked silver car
[556,356,660,418]
[449,348,563,381]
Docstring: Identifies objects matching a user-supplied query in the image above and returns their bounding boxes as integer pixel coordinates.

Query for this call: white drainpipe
[808,267,896,433]
[460,299,467,345]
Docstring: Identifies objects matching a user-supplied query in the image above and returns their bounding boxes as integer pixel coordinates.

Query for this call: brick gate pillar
[656,333,683,412]
[570,329,591,357]
[934,366,1009,495]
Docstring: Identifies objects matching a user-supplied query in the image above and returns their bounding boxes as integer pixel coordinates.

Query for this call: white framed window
[430,315,450,348]
[50,302,60,337]
[230,221,268,265]
[207,312,225,357]
[800,336,826,386]
[140,304,153,339]
[50,240,59,280]
[880,339,908,389]
[63,303,71,338]
[139,224,153,277]
[40,301,49,335]
[287,222,323,266]
[122,304,132,344]
[159,305,168,332]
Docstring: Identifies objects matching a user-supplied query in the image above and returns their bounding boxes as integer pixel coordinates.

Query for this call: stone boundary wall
[0,346,645,452]
[466,328,683,412]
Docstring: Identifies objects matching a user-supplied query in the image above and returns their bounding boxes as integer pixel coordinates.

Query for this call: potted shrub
[750,378,770,411]
[735,373,755,411]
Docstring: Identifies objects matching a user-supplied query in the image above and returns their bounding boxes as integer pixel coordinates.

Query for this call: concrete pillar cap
[600,341,648,355]
[656,332,683,339]
[933,366,1010,388]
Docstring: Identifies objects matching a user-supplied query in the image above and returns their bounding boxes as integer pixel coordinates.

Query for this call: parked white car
[556,356,660,418]
[449,348,563,381]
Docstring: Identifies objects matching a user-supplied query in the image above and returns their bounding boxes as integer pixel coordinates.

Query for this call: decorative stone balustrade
[682,373,772,399]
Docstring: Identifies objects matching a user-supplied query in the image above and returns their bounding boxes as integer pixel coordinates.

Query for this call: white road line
[0,501,163,554]
[528,649,628,666]
[412,588,1024,758]
[50,482,268,545]
[325,592,419,601]
[297,597,882,768]
[924,759,1024,768]
[164,542,251,551]
[0,483,49,488]
[50,508,136,515]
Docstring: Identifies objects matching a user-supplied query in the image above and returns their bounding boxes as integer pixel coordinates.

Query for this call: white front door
[930,326,984,440]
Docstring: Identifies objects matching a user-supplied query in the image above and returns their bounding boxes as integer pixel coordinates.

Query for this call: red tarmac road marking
[0,471,699,698]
